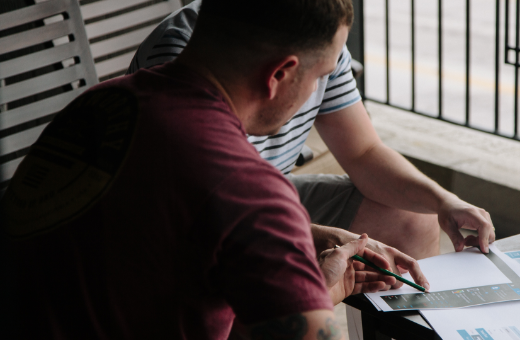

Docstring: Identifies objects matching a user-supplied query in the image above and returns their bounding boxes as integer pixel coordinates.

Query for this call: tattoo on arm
[317,318,342,340]
[251,314,308,340]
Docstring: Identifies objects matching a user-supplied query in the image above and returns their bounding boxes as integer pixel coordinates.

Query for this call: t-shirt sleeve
[318,44,362,115]
[206,164,333,324]
[126,0,200,74]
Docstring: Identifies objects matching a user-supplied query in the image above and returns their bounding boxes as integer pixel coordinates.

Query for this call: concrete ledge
[367,101,520,238]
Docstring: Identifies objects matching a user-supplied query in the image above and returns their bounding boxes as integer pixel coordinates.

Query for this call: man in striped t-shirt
[127,0,495,275]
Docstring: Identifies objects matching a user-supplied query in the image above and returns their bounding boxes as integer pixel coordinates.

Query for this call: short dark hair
[198,0,353,54]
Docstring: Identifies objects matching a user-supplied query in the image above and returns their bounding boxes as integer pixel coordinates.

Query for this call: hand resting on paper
[312,224,431,291]
[437,195,495,253]
[318,234,398,305]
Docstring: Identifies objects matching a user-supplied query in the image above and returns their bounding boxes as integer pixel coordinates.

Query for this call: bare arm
[231,236,395,340]
[313,101,494,252]
[230,310,345,340]
[314,101,449,213]
[311,224,429,290]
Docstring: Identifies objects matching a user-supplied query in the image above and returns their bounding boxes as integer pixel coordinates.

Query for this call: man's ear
[266,56,299,100]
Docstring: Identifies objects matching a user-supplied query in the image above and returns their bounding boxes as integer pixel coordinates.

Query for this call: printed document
[421,301,520,340]
[365,244,520,311]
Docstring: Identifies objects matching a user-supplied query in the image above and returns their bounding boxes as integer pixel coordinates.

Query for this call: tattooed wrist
[251,314,308,340]
[317,318,341,340]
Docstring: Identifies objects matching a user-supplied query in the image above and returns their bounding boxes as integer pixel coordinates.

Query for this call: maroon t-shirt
[3,63,332,339]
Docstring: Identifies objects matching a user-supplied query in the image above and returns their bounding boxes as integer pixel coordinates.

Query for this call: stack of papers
[422,302,520,340]
[365,244,520,312]
[364,244,520,339]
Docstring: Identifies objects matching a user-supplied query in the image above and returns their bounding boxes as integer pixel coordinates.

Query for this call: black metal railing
[353,0,520,140]
[506,0,520,137]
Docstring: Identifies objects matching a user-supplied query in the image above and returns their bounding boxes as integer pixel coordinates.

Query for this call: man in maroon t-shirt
[1,1,423,339]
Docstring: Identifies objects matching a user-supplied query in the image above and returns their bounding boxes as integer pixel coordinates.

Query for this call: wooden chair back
[80,0,182,81]
[0,0,98,191]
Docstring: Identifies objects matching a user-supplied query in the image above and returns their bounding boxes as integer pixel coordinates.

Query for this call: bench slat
[85,2,171,40]
[0,0,69,31]
[0,124,48,157]
[0,158,24,183]
[0,20,72,56]
[80,0,151,21]
[90,26,154,59]
[0,65,88,105]
[0,42,84,79]
[0,88,86,130]
[94,52,135,79]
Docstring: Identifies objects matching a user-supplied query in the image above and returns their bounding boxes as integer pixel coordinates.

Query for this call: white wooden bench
[0,0,183,192]
[0,0,98,191]
[80,0,182,81]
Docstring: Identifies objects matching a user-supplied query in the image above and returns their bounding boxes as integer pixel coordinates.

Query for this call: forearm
[233,311,346,340]
[314,104,494,253]
[315,103,457,215]
[345,143,457,214]
[311,223,359,253]
[341,143,495,253]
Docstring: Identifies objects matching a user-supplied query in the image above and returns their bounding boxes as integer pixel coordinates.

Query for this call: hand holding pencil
[345,249,428,292]
[319,234,402,304]
[319,233,430,304]
[338,234,430,292]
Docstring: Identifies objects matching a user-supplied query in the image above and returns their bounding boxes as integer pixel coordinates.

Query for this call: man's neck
[174,49,256,129]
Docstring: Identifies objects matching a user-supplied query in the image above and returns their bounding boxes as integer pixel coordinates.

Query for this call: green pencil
[334,245,427,292]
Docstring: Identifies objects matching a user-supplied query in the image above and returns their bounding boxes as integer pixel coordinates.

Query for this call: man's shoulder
[148,0,200,42]
[127,1,200,73]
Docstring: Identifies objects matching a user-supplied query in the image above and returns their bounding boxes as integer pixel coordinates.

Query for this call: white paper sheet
[421,301,520,340]
[365,245,519,311]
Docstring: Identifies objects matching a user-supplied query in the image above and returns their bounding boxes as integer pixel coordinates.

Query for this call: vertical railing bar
[494,0,501,133]
[514,0,520,138]
[385,0,390,104]
[465,0,471,126]
[506,0,510,64]
[411,0,416,111]
[438,0,443,118]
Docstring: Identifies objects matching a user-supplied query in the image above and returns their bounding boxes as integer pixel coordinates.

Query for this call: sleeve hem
[318,95,362,115]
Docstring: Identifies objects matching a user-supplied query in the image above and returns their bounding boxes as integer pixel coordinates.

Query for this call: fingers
[351,271,396,294]
[319,237,369,289]
[320,234,369,263]
[463,226,496,253]
[462,209,495,253]
[463,235,478,248]
[360,247,392,271]
[353,261,365,271]
[475,210,495,253]
[355,271,396,287]
[397,265,408,274]
[391,249,430,291]
[324,234,369,266]
[343,233,369,258]
[441,219,465,252]
[440,201,495,253]
[319,248,334,261]
[352,281,389,295]
[347,270,396,294]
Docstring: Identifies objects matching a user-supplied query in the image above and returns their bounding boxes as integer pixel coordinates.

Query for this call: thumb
[342,233,369,258]
[319,248,335,260]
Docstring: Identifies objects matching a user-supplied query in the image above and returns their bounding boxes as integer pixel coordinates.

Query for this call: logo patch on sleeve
[2,88,140,237]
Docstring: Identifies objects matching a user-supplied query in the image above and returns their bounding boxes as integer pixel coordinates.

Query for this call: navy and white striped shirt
[127,0,361,174]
